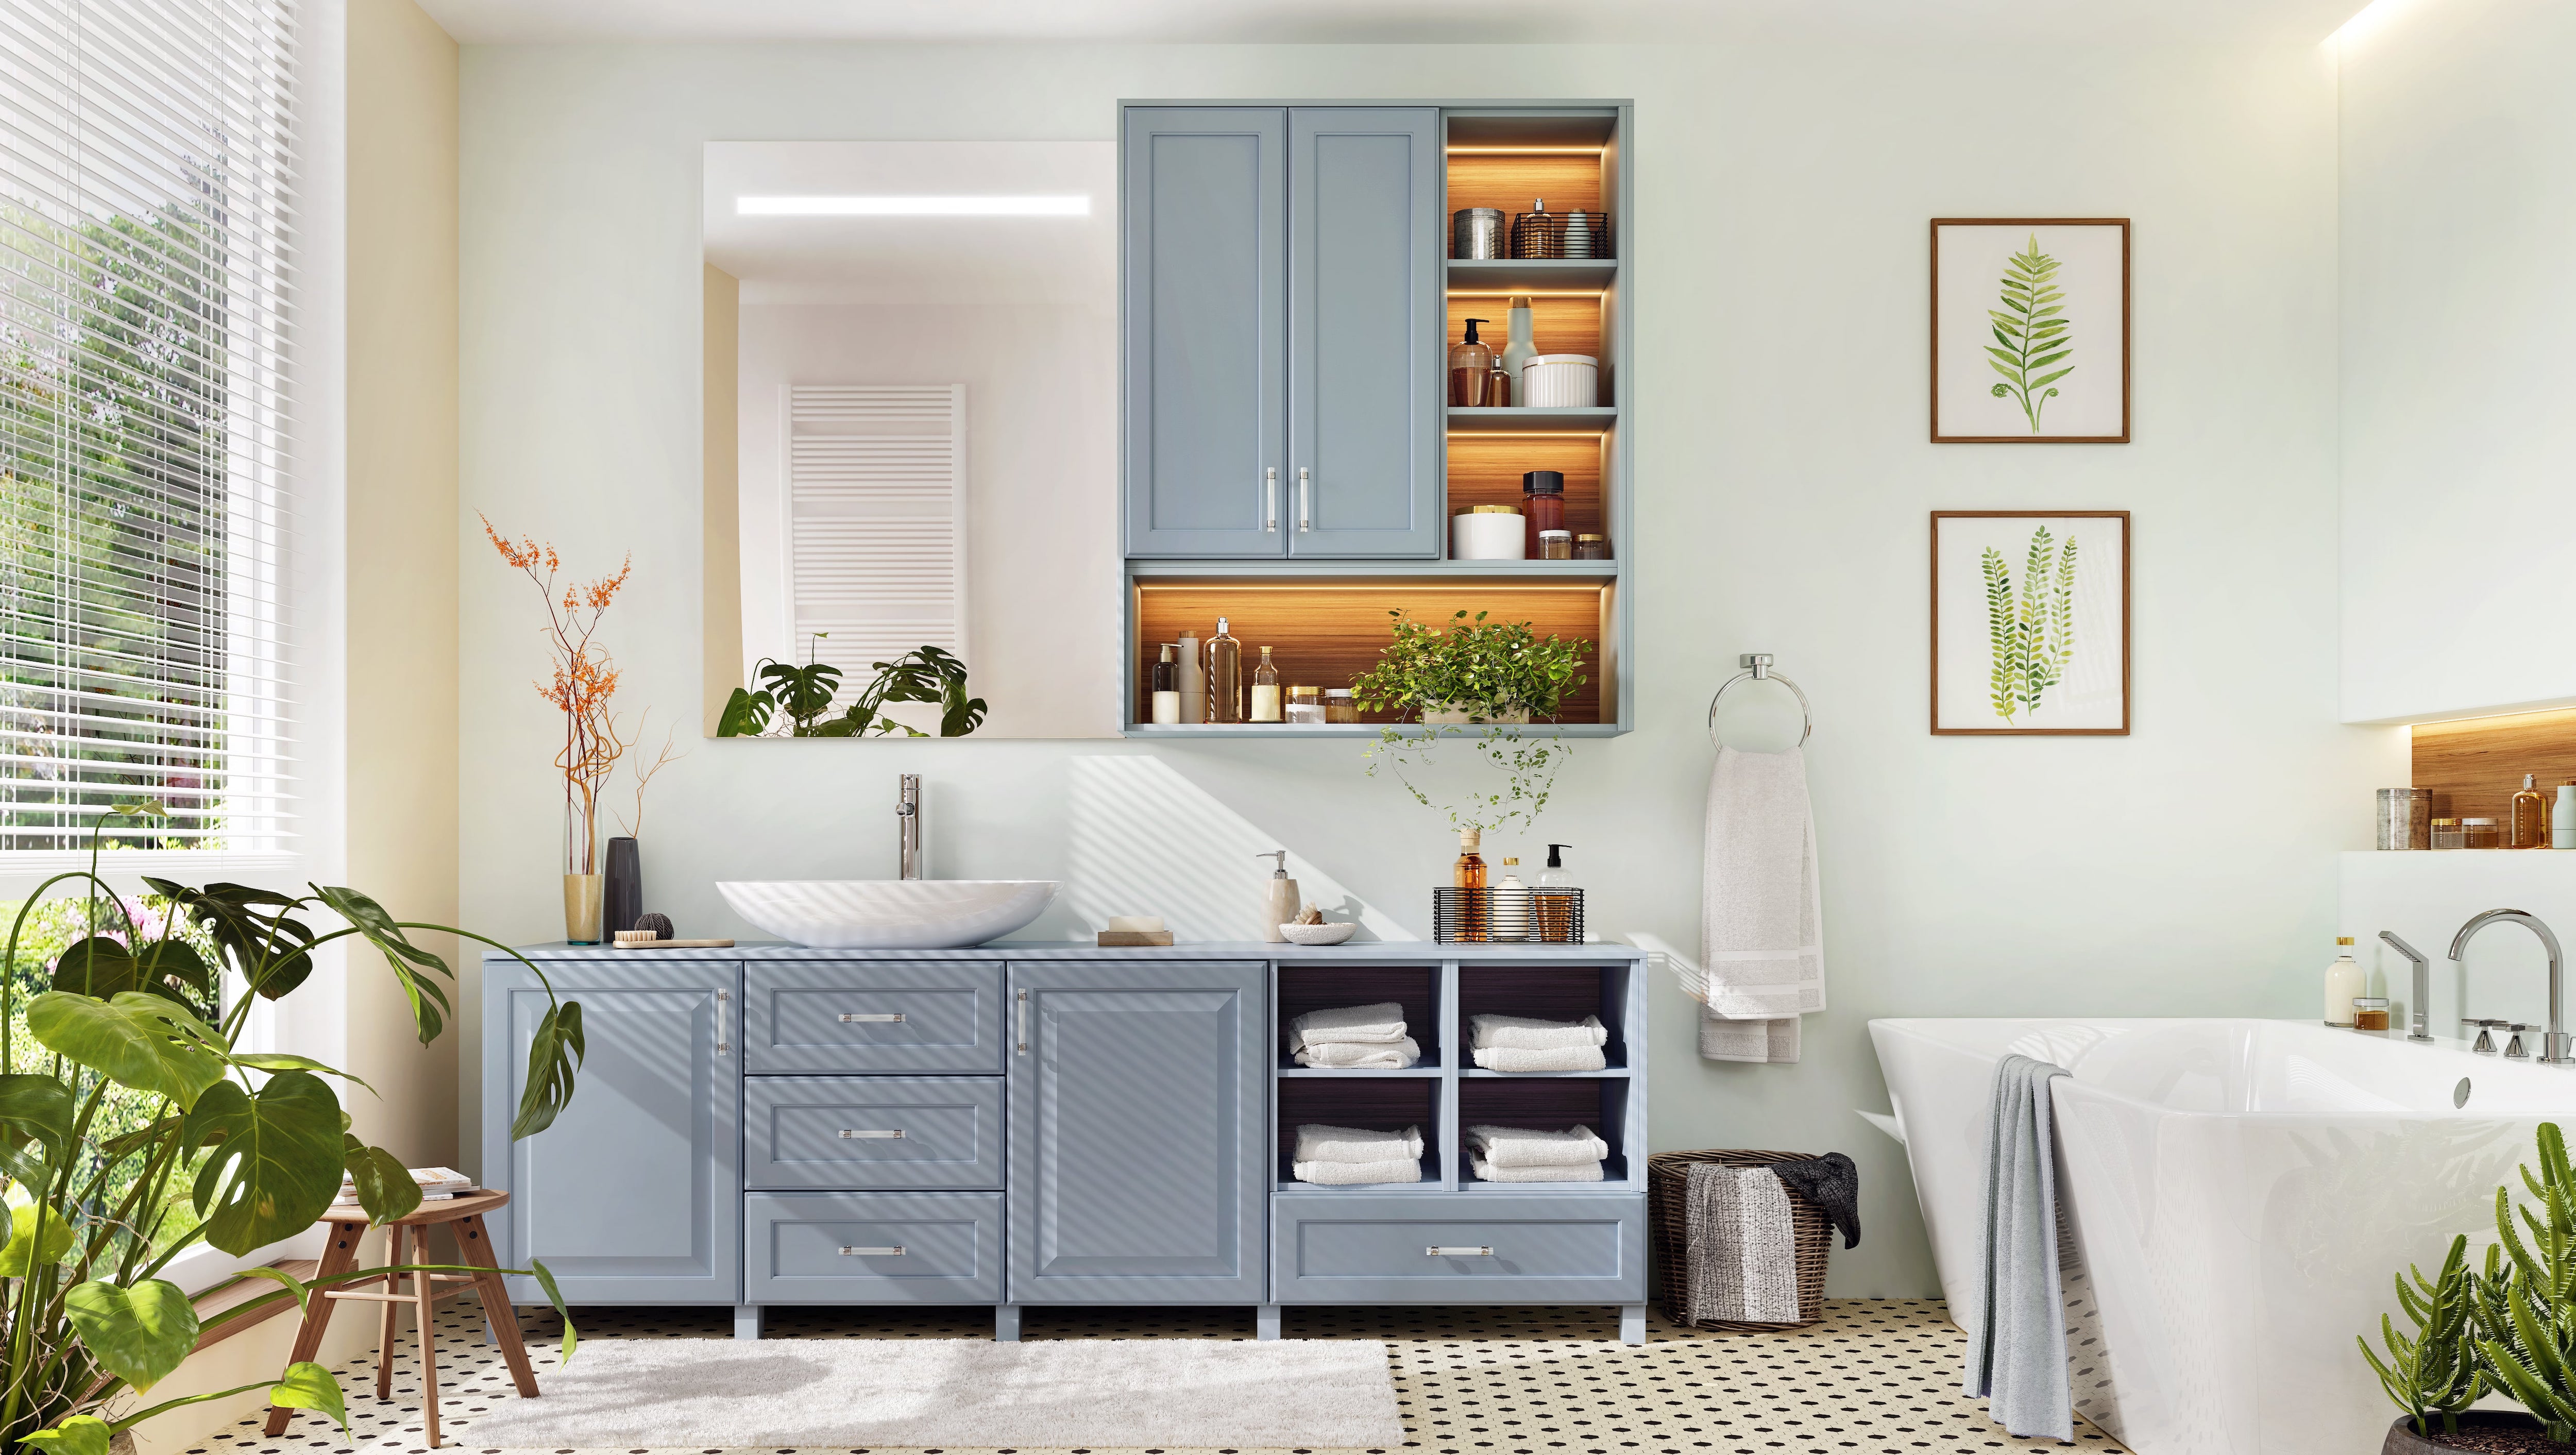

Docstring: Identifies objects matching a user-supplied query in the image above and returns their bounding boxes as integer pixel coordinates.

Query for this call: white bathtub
[1870,1017,2572,1454]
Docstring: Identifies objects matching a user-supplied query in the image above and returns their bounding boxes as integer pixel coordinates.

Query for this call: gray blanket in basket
[1685,1163,1799,1322]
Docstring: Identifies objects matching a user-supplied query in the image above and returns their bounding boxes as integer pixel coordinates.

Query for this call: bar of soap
[1106,916,1166,934]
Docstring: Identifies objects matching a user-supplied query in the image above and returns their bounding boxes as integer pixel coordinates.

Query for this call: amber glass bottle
[1453,826,1489,942]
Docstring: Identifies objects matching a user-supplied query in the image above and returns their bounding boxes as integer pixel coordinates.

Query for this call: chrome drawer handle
[838,1245,905,1257]
[1017,988,1029,1055]
[837,1129,904,1139]
[839,1012,904,1023]
[1426,1245,1494,1257]
[717,989,731,1056]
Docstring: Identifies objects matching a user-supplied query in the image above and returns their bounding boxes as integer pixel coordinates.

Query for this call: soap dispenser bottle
[1449,319,1495,407]
[2324,936,2364,1027]
[2515,774,2550,849]
[1257,850,1298,943]
[1535,843,1576,943]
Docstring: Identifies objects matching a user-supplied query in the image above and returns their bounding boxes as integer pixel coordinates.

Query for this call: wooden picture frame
[1931,218,2130,443]
[1930,511,2130,736]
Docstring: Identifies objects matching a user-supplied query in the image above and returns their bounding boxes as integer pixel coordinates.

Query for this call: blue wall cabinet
[1122,108,1287,558]
[484,957,741,1305]
[1287,108,1439,557]
[1005,960,1266,1304]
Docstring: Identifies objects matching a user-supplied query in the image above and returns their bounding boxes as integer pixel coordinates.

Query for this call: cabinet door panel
[1122,107,1287,557]
[484,958,740,1305]
[1007,960,1266,1303]
[1289,108,1440,557]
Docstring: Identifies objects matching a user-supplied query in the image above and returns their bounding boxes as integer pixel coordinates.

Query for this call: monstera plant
[0,803,583,1455]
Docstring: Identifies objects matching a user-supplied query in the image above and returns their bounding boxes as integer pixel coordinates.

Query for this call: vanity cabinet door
[1005,960,1266,1304]
[1122,107,1289,559]
[483,957,741,1305]
[1287,107,1440,557]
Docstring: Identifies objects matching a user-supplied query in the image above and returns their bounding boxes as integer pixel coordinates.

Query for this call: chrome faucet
[897,774,923,881]
[2380,931,2432,1041]
[2448,909,2568,1063]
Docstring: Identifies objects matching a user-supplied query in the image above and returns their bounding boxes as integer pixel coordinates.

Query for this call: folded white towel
[1289,1003,1409,1048]
[1294,1124,1425,1164]
[1470,1154,1603,1183]
[1471,1043,1605,1073]
[1294,1036,1420,1070]
[1293,1156,1423,1185]
[1466,1123,1610,1168]
[1469,1013,1608,1052]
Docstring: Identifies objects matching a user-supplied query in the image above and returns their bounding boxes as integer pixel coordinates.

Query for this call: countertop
[492,940,1646,961]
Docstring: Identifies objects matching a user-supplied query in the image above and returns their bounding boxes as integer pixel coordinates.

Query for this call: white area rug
[462,1338,1406,1449]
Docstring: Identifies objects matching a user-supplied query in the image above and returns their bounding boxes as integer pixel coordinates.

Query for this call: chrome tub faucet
[2449,909,2568,1064]
[2380,931,2432,1042]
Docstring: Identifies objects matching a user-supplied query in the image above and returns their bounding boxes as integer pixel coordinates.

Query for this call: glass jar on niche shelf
[1573,534,1612,560]
[2431,817,2465,850]
[1538,530,1573,561]
[2463,817,2502,850]
[1284,686,1324,724]
[1323,688,1359,724]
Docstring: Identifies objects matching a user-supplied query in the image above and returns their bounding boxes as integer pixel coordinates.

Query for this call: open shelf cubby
[1276,1076,1443,1192]
[1459,1076,1633,1190]
[1458,961,1634,1074]
[1278,963,1440,1073]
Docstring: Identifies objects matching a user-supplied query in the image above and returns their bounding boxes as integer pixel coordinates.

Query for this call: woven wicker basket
[1647,1149,1834,1332]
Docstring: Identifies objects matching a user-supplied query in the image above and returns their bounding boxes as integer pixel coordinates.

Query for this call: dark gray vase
[604,837,642,937]
[2384,1411,2549,1452]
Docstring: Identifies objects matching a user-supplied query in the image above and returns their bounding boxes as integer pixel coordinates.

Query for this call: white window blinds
[0,0,302,859]
[785,385,965,703]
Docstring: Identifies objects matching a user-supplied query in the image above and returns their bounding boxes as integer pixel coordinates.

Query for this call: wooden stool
[262,1190,538,1447]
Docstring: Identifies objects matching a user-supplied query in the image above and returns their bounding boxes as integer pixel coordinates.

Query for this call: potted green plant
[717,636,988,738]
[1351,610,1590,845]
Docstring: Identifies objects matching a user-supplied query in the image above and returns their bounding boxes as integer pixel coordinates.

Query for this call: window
[782,383,967,710]
[1,0,303,868]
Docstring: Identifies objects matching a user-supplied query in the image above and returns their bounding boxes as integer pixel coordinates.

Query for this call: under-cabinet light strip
[1445,146,1606,156]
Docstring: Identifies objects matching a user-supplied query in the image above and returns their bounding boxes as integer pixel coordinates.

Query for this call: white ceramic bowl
[1279,921,1358,945]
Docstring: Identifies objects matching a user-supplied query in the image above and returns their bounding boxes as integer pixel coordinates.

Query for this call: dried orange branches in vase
[484,515,633,944]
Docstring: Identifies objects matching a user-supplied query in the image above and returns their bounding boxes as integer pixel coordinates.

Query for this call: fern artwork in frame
[1930,511,2130,735]
[1930,219,2130,443]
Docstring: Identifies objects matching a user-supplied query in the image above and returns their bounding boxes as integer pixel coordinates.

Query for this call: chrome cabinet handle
[1426,1245,1493,1257]
[1297,467,1312,531]
[1264,467,1278,532]
[839,1011,904,1023]
[717,988,731,1056]
[838,1245,905,1257]
[1016,988,1030,1055]
[837,1129,904,1139]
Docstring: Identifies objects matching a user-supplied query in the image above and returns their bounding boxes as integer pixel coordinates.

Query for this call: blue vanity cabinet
[1005,959,1267,1305]
[483,955,741,1306]
[1286,107,1439,557]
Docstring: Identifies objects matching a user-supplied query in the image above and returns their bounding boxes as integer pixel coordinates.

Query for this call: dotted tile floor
[190,1300,2126,1455]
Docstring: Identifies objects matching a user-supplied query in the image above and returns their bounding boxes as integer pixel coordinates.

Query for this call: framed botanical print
[1931,218,2129,443]
[1931,511,2130,735]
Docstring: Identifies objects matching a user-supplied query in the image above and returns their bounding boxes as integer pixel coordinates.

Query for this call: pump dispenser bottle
[1450,319,1495,406]
[1256,850,1299,943]
[2324,936,2364,1027]
[1535,843,1576,942]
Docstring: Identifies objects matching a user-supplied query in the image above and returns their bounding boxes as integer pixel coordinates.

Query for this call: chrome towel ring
[1708,653,1812,749]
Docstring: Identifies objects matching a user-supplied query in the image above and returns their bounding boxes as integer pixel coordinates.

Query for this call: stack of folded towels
[1288,1001,1420,1069]
[1468,1013,1608,1072]
[1467,1123,1609,1182]
[1293,1123,1427,1185]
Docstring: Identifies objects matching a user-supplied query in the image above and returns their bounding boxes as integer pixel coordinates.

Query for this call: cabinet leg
[1256,1304,1281,1341]
[993,1304,1021,1342]
[1619,1304,1647,1346]
[734,1305,763,1341]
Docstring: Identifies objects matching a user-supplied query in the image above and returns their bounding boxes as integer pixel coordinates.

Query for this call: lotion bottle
[1250,647,1282,722]
[2556,781,2576,850]
[2324,936,2365,1028]
[1256,850,1298,943]
[1150,645,1180,725]
[1500,294,1537,394]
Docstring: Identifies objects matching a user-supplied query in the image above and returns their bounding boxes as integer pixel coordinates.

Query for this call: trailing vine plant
[1980,526,2079,724]
[1350,610,1589,838]
[1986,233,2074,433]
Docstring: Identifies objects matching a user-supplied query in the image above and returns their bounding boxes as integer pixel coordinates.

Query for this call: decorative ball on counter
[634,911,675,941]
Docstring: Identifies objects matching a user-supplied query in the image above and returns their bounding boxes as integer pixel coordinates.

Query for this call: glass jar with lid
[2463,817,2502,849]
[2432,818,2465,850]
[1572,533,1612,560]
[1538,530,1573,560]
[1283,686,1324,724]
[1323,688,1359,724]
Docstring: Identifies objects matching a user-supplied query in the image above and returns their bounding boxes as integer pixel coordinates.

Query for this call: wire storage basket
[1432,887,1584,944]
[1647,1149,1834,1331]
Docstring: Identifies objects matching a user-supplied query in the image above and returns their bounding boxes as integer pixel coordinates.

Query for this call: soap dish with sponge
[1280,903,1357,946]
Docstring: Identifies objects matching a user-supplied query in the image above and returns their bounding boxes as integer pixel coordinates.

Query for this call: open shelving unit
[1271,954,1648,1196]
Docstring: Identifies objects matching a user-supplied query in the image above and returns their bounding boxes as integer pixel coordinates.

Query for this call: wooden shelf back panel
[1445,153,1604,233]
[1134,583,1607,725]
[1278,1078,1437,1161]
[1446,435,1605,541]
[1280,967,1439,1057]
[1458,964,1606,1027]
[1445,297,1602,384]
[1458,1076,1612,1135]
[2412,708,2576,825]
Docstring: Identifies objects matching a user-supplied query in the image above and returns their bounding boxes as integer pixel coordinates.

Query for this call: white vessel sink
[716,879,1058,949]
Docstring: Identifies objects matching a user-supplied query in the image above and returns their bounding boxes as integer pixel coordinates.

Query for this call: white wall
[459,38,2387,1296]
[2338,0,2576,723]
[735,300,1121,737]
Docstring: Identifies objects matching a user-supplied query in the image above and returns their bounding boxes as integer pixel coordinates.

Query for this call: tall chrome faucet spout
[897,774,923,882]
[2380,931,2432,1041]
[2448,909,2567,1063]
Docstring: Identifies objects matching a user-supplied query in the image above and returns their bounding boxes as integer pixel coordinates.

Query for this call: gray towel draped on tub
[1961,1052,2074,1442]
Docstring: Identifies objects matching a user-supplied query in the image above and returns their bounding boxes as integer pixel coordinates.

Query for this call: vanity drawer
[1270,1192,1646,1305]
[744,1076,1003,1190]
[745,961,1004,1073]
[744,1192,1002,1304]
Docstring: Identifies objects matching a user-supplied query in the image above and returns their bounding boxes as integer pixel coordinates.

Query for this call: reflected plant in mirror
[717,635,987,738]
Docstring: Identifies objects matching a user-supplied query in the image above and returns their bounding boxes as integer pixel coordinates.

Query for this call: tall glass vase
[563,801,604,945]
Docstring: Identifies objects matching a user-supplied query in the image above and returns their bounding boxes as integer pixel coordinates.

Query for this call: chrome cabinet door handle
[839,1011,904,1023]
[1264,467,1278,532]
[716,988,732,1057]
[1016,988,1030,1055]
[1426,1245,1494,1257]
[1297,467,1312,531]
[837,1129,904,1139]
[838,1245,905,1257]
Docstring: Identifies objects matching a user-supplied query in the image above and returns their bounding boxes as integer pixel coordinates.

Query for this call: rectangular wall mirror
[701,140,1120,739]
